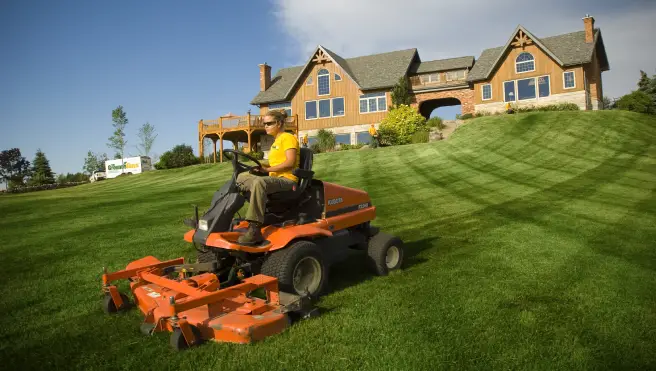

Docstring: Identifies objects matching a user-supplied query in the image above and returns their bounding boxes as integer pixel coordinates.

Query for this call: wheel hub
[292,257,322,294]
[385,246,400,269]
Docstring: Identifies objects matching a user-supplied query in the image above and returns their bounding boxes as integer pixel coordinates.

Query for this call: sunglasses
[263,121,279,127]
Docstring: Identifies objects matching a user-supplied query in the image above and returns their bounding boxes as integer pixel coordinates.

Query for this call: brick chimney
[583,14,595,43]
[259,63,271,91]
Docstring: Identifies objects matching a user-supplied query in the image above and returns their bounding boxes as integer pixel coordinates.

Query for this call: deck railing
[199,114,298,135]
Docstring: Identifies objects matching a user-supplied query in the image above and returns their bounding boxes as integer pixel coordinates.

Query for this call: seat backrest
[299,147,313,171]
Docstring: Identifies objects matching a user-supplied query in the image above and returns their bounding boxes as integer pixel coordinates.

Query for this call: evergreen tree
[29,149,55,185]
[391,76,412,108]
[638,70,651,93]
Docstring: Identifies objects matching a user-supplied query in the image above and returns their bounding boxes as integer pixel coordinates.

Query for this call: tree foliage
[83,151,109,175]
[136,122,157,157]
[108,105,128,170]
[615,90,654,114]
[0,148,31,189]
[29,149,55,186]
[378,104,427,145]
[390,76,412,108]
[154,144,199,169]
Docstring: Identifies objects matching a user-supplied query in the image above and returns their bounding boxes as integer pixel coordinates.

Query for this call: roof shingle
[409,56,475,74]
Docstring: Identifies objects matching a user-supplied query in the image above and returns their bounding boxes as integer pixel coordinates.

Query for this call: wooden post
[198,120,204,161]
[213,138,217,163]
[219,134,224,163]
[247,131,252,153]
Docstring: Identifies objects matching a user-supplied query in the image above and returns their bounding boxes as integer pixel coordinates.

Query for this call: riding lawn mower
[101,148,405,350]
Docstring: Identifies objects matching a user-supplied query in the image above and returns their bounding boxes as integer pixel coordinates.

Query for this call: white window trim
[317,69,330,96]
[359,94,388,114]
[481,84,492,101]
[563,70,576,89]
[503,74,551,102]
[515,52,536,74]
[334,73,342,82]
[446,70,467,82]
[306,75,313,86]
[420,73,441,84]
[305,97,346,120]
[318,98,331,118]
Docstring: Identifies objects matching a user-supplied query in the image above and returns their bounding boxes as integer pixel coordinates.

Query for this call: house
[198,15,608,160]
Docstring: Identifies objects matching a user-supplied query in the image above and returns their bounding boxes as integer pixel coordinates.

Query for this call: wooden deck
[198,113,299,163]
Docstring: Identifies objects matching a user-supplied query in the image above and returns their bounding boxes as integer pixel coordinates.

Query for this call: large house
[198,15,608,160]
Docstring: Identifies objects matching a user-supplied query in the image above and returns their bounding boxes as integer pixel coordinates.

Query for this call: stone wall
[474,90,588,113]
[411,88,475,115]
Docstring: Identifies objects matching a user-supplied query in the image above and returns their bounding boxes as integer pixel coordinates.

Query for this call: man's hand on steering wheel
[222,149,265,175]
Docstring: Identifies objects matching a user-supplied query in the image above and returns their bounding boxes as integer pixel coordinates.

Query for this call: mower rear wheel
[102,293,130,314]
[261,240,327,297]
[367,232,405,276]
[170,326,202,351]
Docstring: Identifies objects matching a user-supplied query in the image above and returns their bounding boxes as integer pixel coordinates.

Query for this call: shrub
[316,129,336,152]
[310,142,322,154]
[155,144,199,169]
[426,117,446,130]
[615,90,654,114]
[338,143,366,151]
[514,103,580,113]
[411,130,429,144]
[378,104,427,145]
[460,113,474,120]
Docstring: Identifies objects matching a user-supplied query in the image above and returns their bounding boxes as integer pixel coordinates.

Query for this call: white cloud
[272,0,656,98]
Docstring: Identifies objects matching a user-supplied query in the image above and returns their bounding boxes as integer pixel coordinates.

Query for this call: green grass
[1,111,655,370]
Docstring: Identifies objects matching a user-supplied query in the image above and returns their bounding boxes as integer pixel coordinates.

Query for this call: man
[369,124,379,148]
[505,102,515,114]
[302,132,309,148]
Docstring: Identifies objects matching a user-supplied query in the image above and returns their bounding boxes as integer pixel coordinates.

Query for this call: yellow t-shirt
[369,126,377,136]
[268,132,300,182]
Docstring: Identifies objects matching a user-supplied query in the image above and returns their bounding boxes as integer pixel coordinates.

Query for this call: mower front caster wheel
[170,326,203,351]
[102,293,130,314]
[367,232,405,276]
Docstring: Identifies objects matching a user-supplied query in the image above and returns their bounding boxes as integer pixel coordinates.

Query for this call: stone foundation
[474,91,588,113]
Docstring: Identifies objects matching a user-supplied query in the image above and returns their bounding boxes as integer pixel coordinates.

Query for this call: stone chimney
[583,14,595,43]
[259,63,271,91]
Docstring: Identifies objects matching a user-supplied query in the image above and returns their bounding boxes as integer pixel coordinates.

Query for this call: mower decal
[147,291,161,298]
[325,202,371,218]
[327,197,343,206]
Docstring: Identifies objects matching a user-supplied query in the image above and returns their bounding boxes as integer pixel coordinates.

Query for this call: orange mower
[101,148,405,350]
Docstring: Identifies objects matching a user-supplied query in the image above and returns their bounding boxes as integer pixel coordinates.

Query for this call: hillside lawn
[0,111,655,370]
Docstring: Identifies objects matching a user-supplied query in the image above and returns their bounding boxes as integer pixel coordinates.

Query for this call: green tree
[391,76,412,108]
[83,151,108,175]
[378,104,427,145]
[155,144,199,169]
[136,122,157,157]
[108,105,128,173]
[615,90,654,114]
[316,129,336,152]
[638,70,651,93]
[0,148,31,190]
[29,149,55,186]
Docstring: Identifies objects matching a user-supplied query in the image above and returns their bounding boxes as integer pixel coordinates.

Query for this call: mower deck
[102,256,314,349]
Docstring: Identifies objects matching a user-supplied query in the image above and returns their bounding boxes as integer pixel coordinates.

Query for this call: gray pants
[236,172,296,223]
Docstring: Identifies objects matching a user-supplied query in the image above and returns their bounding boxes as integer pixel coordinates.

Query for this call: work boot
[237,221,264,245]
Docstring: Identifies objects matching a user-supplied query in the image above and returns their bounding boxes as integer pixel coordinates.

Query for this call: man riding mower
[100,109,405,348]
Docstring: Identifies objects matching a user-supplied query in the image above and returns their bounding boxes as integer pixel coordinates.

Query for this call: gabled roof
[250,46,418,105]
[409,56,475,74]
[468,27,609,82]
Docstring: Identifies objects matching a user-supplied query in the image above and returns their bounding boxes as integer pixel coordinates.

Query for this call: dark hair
[265,109,288,124]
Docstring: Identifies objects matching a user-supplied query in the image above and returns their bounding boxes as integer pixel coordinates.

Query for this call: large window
[360,92,387,113]
[268,102,291,116]
[516,52,535,73]
[420,73,440,84]
[504,75,551,102]
[563,71,575,89]
[318,69,330,95]
[356,131,371,144]
[482,84,492,100]
[446,70,466,81]
[335,133,351,145]
[305,97,344,119]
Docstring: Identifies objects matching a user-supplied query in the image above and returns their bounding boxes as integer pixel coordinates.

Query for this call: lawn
[1,111,655,370]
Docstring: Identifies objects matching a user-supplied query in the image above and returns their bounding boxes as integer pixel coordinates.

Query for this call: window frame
[306,75,313,85]
[446,70,466,82]
[482,84,492,101]
[334,73,342,81]
[515,52,536,74]
[305,97,345,120]
[359,92,388,114]
[318,99,331,118]
[332,97,345,117]
[503,74,551,102]
[538,75,551,98]
[563,71,576,89]
[317,69,330,96]
[420,73,440,84]
[305,100,318,120]
[268,102,292,116]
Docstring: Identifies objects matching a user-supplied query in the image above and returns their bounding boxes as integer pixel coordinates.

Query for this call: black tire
[102,293,130,314]
[170,326,203,351]
[196,247,217,263]
[261,240,328,297]
[367,232,404,276]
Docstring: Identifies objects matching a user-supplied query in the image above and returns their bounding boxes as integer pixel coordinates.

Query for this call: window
[515,52,535,73]
[356,131,371,144]
[446,70,466,81]
[332,97,345,116]
[306,76,313,85]
[334,73,342,81]
[517,78,536,100]
[504,81,516,102]
[335,133,351,145]
[318,69,330,95]
[308,136,317,146]
[360,92,387,113]
[268,102,292,116]
[482,84,492,100]
[305,97,345,119]
[503,75,550,102]
[305,101,317,119]
[319,99,331,118]
[538,75,550,97]
[420,73,440,84]
[563,71,575,89]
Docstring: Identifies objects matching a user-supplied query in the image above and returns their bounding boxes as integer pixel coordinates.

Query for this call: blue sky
[1,0,654,176]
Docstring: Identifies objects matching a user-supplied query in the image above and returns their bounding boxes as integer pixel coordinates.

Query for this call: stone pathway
[429,119,466,142]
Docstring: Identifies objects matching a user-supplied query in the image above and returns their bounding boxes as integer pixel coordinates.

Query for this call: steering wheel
[222,149,263,175]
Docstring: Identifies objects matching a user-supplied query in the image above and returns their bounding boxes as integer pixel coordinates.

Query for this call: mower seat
[267,147,314,203]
